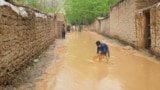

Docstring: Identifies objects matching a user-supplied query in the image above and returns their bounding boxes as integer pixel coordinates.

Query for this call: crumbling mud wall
[136,3,160,56]
[0,1,63,85]
[88,18,110,36]
[88,20,98,31]
[110,0,137,46]
[100,18,110,35]
[136,0,160,9]
[135,12,146,49]
[150,7,160,56]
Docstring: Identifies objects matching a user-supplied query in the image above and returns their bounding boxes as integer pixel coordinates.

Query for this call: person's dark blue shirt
[97,43,110,56]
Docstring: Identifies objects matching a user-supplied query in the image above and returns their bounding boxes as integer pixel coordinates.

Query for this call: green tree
[65,0,119,24]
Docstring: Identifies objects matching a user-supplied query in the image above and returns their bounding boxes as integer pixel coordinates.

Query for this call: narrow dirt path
[16,30,160,90]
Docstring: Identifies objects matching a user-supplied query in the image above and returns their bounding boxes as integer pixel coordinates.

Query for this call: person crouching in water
[95,41,110,62]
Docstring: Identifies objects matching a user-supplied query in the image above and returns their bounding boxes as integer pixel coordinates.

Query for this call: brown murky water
[35,31,160,90]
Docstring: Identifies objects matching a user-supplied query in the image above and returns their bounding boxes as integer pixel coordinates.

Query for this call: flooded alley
[2,0,160,90]
[28,30,160,90]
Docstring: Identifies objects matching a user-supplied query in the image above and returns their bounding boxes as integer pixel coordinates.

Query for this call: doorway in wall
[144,10,151,49]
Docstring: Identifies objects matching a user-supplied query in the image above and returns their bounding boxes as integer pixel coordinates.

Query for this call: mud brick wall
[136,0,160,9]
[89,0,138,46]
[110,0,137,46]
[100,18,110,35]
[150,7,160,56]
[135,4,160,56]
[88,18,110,36]
[87,20,98,31]
[0,4,62,84]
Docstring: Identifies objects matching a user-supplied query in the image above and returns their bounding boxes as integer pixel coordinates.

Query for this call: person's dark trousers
[62,32,65,39]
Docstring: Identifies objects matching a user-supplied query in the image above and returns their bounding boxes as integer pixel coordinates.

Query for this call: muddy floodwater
[34,31,160,90]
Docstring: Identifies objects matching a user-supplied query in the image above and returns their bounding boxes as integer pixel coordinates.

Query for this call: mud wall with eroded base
[0,1,64,85]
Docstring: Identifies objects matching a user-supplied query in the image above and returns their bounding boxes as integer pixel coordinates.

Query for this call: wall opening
[144,10,151,49]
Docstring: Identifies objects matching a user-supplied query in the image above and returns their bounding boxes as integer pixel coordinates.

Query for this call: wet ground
[16,30,160,90]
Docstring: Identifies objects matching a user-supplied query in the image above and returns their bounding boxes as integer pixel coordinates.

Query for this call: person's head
[96,41,101,47]
[62,24,65,27]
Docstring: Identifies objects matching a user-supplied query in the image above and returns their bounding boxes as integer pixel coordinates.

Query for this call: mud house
[135,0,160,56]
[89,0,160,57]
[88,0,160,56]
[110,0,160,56]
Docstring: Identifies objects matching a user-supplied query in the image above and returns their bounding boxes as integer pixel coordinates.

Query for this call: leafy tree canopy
[64,0,119,24]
